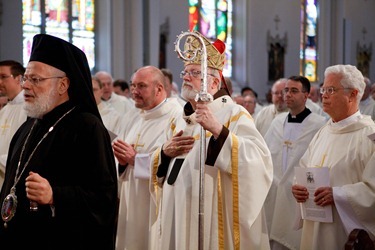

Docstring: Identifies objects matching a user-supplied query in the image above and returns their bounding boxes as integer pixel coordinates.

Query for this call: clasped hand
[292,184,334,206]
[195,102,222,138]
[113,139,136,166]
[25,171,53,205]
[162,130,195,158]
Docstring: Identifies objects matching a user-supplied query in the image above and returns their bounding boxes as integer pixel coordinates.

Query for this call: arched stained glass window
[22,0,95,70]
[300,0,318,82]
[188,0,232,77]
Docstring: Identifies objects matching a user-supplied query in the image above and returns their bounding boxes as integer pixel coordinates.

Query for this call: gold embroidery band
[217,172,224,250]
[232,134,240,249]
[152,147,161,215]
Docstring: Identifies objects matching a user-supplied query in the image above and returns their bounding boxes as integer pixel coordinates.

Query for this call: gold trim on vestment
[224,111,251,128]
[231,134,240,249]
[152,147,161,215]
[217,171,224,250]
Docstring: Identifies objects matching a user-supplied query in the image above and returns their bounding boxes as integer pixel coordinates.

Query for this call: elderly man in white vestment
[92,76,125,136]
[95,70,133,115]
[150,31,273,250]
[113,66,183,250]
[255,78,288,136]
[292,64,375,250]
[0,60,27,189]
[264,76,326,250]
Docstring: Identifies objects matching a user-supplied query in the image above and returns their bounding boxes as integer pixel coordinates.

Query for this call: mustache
[182,82,199,93]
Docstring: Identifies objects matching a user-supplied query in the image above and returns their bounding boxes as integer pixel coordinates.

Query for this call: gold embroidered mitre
[180,30,226,71]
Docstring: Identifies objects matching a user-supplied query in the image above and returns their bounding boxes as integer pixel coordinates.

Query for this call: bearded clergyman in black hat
[0,34,118,250]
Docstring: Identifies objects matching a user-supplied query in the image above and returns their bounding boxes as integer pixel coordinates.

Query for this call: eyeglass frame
[21,75,65,87]
[282,87,306,95]
[319,87,353,95]
[0,74,14,80]
[179,70,217,79]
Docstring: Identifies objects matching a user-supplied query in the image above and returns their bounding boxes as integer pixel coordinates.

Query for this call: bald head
[130,66,167,110]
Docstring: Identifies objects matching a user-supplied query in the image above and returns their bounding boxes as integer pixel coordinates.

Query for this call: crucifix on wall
[274,15,280,31]
[267,30,288,82]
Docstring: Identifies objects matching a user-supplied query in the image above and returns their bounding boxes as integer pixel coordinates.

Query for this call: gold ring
[176,146,180,151]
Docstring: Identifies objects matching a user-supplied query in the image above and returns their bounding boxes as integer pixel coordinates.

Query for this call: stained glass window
[22,0,95,70]
[300,0,318,82]
[188,0,232,77]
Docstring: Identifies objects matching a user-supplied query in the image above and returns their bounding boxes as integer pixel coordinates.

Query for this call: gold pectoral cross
[1,119,10,135]
[133,134,145,150]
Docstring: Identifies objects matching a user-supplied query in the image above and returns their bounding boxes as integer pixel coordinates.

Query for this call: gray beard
[24,87,57,118]
[181,85,198,101]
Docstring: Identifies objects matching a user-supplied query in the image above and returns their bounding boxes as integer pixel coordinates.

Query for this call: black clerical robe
[0,101,118,250]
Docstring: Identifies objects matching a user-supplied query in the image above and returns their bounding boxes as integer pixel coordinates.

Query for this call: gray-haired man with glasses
[292,64,375,249]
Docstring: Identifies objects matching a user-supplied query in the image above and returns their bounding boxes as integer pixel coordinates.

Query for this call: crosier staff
[175,31,213,250]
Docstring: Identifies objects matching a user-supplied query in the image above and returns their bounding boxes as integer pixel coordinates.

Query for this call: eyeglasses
[21,76,64,87]
[180,70,202,79]
[272,91,283,96]
[282,88,305,95]
[319,87,353,95]
[180,70,217,79]
[0,75,13,80]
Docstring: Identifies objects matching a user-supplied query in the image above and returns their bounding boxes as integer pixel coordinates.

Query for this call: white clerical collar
[144,98,167,114]
[330,110,362,128]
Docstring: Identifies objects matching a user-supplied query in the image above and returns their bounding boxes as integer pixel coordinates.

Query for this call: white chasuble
[98,102,125,137]
[0,91,27,189]
[151,95,273,250]
[116,98,182,250]
[299,115,375,250]
[264,112,325,250]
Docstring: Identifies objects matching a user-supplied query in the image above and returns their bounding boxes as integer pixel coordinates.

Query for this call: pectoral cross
[1,119,10,135]
[133,134,145,150]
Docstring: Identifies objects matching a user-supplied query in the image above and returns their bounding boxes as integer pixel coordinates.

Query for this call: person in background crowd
[113,79,131,99]
[255,78,288,136]
[161,68,173,98]
[308,83,320,103]
[242,94,257,117]
[241,86,263,116]
[359,77,375,120]
[0,60,27,189]
[95,71,133,115]
[92,76,125,136]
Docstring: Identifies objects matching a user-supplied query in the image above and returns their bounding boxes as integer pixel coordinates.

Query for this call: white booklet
[294,167,333,223]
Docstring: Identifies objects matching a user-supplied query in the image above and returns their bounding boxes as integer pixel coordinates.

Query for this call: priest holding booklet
[292,64,375,250]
